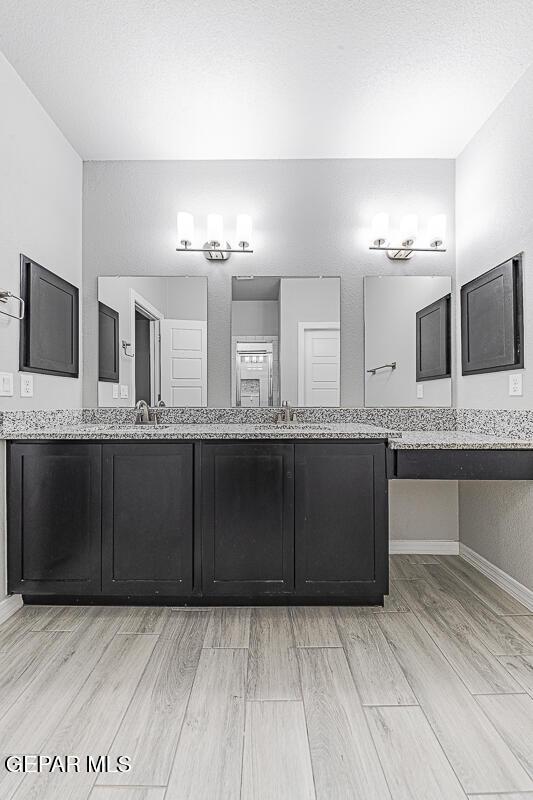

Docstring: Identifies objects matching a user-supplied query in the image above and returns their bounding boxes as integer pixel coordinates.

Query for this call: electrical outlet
[416,384,424,399]
[0,372,14,396]
[20,373,34,398]
[509,373,523,396]
[120,384,129,399]
[112,384,119,399]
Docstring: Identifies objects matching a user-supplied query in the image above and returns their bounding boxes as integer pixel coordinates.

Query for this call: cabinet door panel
[102,443,193,595]
[8,443,101,594]
[202,442,294,596]
[295,442,387,597]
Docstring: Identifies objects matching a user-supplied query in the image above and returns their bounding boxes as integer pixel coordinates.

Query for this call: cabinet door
[201,442,294,597]
[295,442,388,598]
[8,443,101,595]
[102,443,193,596]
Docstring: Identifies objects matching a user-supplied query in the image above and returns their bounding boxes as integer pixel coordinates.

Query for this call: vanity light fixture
[369,213,447,260]
[176,212,254,261]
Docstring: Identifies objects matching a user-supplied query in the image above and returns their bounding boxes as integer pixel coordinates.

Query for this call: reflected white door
[160,319,207,407]
[298,324,340,406]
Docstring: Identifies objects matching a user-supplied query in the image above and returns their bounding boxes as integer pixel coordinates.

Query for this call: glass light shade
[371,212,389,245]
[177,212,194,246]
[428,214,446,247]
[207,214,224,246]
[236,214,253,248]
[400,214,419,244]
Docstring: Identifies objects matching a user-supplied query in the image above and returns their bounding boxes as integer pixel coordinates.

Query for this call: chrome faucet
[135,400,151,425]
[276,400,296,424]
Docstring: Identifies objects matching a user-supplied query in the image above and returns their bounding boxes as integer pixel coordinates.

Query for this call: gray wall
[456,65,533,590]
[364,276,452,408]
[390,480,459,543]
[0,52,83,412]
[231,301,279,336]
[82,158,456,407]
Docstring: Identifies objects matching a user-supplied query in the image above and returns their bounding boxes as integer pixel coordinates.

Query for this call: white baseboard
[459,543,533,613]
[0,594,23,626]
[390,539,460,555]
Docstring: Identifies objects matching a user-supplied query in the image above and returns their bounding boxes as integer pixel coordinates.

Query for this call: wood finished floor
[1,556,533,799]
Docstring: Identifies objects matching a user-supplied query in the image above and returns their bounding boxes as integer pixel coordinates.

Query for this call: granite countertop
[0,422,398,441]
[388,430,533,450]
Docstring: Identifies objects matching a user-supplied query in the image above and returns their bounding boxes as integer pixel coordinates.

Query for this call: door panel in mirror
[231,276,341,407]
[97,276,207,407]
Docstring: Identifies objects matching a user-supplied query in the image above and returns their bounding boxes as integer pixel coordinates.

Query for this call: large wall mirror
[98,276,207,407]
[364,276,452,407]
[231,276,341,407]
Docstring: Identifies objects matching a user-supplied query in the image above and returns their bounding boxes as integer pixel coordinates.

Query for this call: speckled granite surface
[1,421,397,441]
[457,409,533,438]
[2,407,533,449]
[1,407,457,432]
[388,430,533,450]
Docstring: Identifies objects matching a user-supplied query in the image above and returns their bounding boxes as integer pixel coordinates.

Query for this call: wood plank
[335,608,417,706]
[506,615,533,646]
[498,655,533,697]
[353,581,410,613]
[28,605,89,632]
[297,647,391,800]
[0,606,70,651]
[90,789,166,800]
[389,555,428,581]
[477,694,533,781]
[101,611,209,787]
[0,632,67,718]
[423,565,533,655]
[0,609,129,800]
[204,608,251,648]
[166,648,247,800]
[396,579,521,694]
[241,701,315,800]
[290,607,342,647]
[13,633,157,800]
[378,612,533,794]
[247,608,300,700]
[438,556,530,616]
[366,706,467,800]
[470,795,533,800]
[116,606,168,635]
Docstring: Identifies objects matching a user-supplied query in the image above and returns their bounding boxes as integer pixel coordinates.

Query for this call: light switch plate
[112,384,119,399]
[416,384,424,399]
[120,384,129,398]
[20,373,34,397]
[0,372,14,396]
[509,373,523,396]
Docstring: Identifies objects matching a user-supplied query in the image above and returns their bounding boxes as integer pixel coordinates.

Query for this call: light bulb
[207,214,224,247]
[371,212,389,246]
[236,214,253,249]
[428,214,446,248]
[177,212,194,247]
[400,214,418,245]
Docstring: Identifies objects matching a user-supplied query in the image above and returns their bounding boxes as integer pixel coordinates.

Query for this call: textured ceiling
[1,0,533,160]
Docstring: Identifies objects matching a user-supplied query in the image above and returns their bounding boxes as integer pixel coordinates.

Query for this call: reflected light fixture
[176,212,254,260]
[369,213,447,260]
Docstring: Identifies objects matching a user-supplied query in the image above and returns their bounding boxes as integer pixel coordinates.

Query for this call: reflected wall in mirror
[364,276,452,407]
[231,276,340,407]
[98,276,207,407]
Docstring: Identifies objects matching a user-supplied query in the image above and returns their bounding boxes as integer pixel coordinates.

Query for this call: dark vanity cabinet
[295,442,387,599]
[8,443,102,595]
[201,442,294,597]
[102,443,193,596]
[8,439,388,604]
